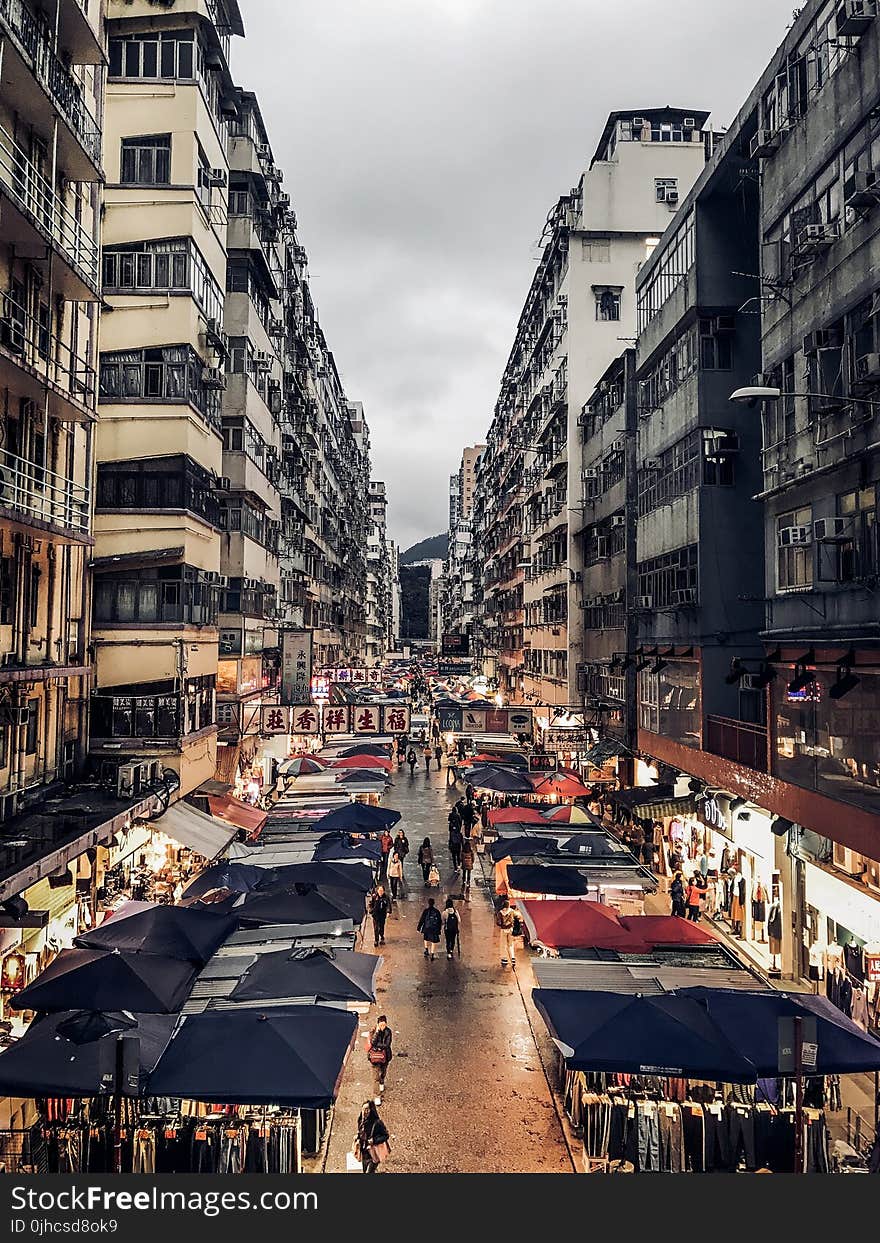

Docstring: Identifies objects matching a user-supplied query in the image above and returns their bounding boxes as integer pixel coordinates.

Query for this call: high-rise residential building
[365,480,391,666]
[473,110,710,718]
[443,444,484,641]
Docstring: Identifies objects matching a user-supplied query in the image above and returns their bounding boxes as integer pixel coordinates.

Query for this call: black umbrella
[182,863,271,901]
[489,836,560,862]
[466,766,534,794]
[559,833,619,857]
[312,804,400,832]
[11,949,197,1015]
[313,839,382,863]
[236,888,356,928]
[75,904,237,964]
[0,1011,177,1098]
[230,948,380,1004]
[148,1006,358,1107]
[56,1010,137,1045]
[506,864,591,897]
[263,862,373,893]
[337,744,392,758]
[334,769,389,784]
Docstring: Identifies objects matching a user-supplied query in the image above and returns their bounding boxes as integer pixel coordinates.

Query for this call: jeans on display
[608,1102,629,1161]
[630,1103,660,1171]
[658,1106,684,1173]
[682,1106,705,1173]
[726,1104,756,1171]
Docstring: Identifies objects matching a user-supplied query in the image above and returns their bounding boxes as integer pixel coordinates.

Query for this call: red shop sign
[866,953,880,984]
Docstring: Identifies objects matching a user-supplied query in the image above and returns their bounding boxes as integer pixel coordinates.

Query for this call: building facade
[442,443,484,642]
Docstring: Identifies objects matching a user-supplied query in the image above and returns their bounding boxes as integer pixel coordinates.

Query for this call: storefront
[801,860,880,1033]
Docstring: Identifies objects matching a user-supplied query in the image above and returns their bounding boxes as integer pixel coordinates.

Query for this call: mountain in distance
[400,532,448,564]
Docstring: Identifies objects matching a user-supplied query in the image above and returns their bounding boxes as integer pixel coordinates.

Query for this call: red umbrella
[530,774,592,799]
[487,807,546,826]
[618,916,718,946]
[331,754,394,771]
[520,899,649,952]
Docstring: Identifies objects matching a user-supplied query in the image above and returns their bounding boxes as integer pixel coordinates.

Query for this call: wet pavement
[321,758,575,1174]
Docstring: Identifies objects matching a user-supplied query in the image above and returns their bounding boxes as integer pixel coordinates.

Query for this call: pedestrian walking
[670,871,687,919]
[685,876,702,922]
[423,744,432,772]
[456,737,467,761]
[387,849,404,900]
[417,896,442,960]
[407,748,417,775]
[460,837,474,896]
[465,782,475,804]
[442,897,460,959]
[495,896,521,968]
[417,837,434,885]
[368,884,392,947]
[448,819,463,871]
[460,798,477,839]
[396,739,405,768]
[367,1015,393,1091]
[434,742,443,770]
[355,1100,390,1174]
[393,829,409,861]
[379,828,393,876]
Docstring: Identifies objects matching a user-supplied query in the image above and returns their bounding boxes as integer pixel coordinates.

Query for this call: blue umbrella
[489,837,560,862]
[312,804,400,833]
[148,1006,358,1106]
[231,948,380,1004]
[75,904,237,964]
[465,766,534,794]
[182,863,271,901]
[313,839,382,864]
[506,864,590,896]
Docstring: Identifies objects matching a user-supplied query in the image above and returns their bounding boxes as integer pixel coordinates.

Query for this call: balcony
[0,291,96,422]
[0,0,102,176]
[0,124,99,296]
[705,715,769,774]
[0,446,91,542]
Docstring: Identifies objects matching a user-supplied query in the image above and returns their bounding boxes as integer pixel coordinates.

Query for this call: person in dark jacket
[407,748,417,775]
[460,799,477,838]
[356,1100,390,1174]
[393,829,409,860]
[670,871,687,918]
[368,884,392,946]
[442,898,460,959]
[417,897,442,959]
[367,1015,393,1090]
[448,820,463,871]
[460,838,475,896]
[434,743,443,770]
[417,837,433,885]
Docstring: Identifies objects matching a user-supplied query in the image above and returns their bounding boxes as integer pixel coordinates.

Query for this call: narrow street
[322,761,574,1174]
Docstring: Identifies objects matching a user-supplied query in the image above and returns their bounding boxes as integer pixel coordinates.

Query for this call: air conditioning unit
[814,516,852,542]
[777,525,812,547]
[137,760,155,789]
[844,168,880,210]
[642,459,660,472]
[268,319,285,336]
[277,193,291,209]
[835,0,878,38]
[665,189,679,206]
[750,128,782,159]
[639,595,654,609]
[611,513,626,527]
[205,317,223,340]
[217,575,229,589]
[201,367,226,389]
[854,352,880,384]
[214,476,231,491]
[703,430,740,457]
[253,350,272,369]
[146,759,164,784]
[206,168,228,188]
[632,116,645,126]
[794,222,839,253]
[117,763,140,800]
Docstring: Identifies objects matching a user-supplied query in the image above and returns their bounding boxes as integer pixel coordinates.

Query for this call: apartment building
[442,444,484,641]
[473,110,709,716]
[365,480,391,666]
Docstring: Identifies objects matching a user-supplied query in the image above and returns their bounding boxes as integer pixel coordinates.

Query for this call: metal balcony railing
[0,124,99,288]
[705,715,769,773]
[0,445,91,535]
[0,0,102,168]
[0,292,96,413]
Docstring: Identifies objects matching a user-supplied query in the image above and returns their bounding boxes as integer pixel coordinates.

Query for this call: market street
[321,760,575,1174]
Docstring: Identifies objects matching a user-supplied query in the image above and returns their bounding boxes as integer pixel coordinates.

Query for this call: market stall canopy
[534,988,758,1081]
[610,787,693,821]
[471,752,529,768]
[278,757,326,777]
[207,796,267,839]
[334,769,389,784]
[312,838,383,864]
[75,904,237,964]
[0,1011,177,1098]
[558,833,622,857]
[520,899,647,951]
[311,804,400,833]
[152,801,239,862]
[541,805,592,825]
[182,862,271,901]
[530,774,592,799]
[265,862,373,894]
[506,865,591,897]
[235,887,358,928]
[489,837,561,862]
[11,949,198,1014]
[487,807,547,826]
[466,766,534,794]
[147,1006,358,1106]
[337,744,392,758]
[331,754,394,771]
[618,916,718,947]
[230,947,380,1004]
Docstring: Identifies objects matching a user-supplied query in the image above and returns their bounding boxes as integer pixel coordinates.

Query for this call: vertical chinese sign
[281,630,313,706]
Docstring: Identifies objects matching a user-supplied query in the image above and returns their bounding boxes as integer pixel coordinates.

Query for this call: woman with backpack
[417,837,433,885]
[442,897,460,959]
[495,897,522,968]
[417,897,442,960]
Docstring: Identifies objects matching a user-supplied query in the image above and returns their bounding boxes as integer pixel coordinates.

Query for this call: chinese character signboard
[528,753,556,773]
[382,705,411,735]
[323,705,351,734]
[442,633,470,656]
[291,705,320,735]
[368,668,383,684]
[281,630,313,706]
[350,668,367,684]
[261,705,290,735]
[354,706,380,734]
[866,953,880,984]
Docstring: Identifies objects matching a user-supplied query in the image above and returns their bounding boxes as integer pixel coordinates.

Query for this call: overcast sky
[234,0,796,552]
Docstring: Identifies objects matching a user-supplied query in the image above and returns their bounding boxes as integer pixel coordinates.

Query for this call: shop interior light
[787,665,815,695]
[725,658,748,685]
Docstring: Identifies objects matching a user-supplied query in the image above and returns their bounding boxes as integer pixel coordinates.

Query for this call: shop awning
[155,802,239,862]
[207,795,267,840]
[610,788,693,820]
[214,744,241,787]
[582,737,626,767]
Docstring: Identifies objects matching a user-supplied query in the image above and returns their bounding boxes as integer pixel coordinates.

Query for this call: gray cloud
[234,0,796,550]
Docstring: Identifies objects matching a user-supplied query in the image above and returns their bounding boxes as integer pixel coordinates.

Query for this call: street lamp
[729,386,880,409]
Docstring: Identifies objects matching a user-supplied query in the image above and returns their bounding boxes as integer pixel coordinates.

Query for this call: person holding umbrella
[442,898,460,960]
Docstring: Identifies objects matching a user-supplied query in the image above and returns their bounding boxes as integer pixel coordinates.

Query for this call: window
[637,544,698,608]
[763,355,796,450]
[99,345,221,430]
[93,566,220,627]
[29,565,39,629]
[0,557,14,626]
[777,506,813,591]
[24,700,38,755]
[96,456,222,528]
[698,319,732,369]
[637,211,695,330]
[103,239,223,323]
[109,30,195,80]
[594,288,621,322]
[120,135,171,186]
[836,486,878,582]
[655,177,678,203]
